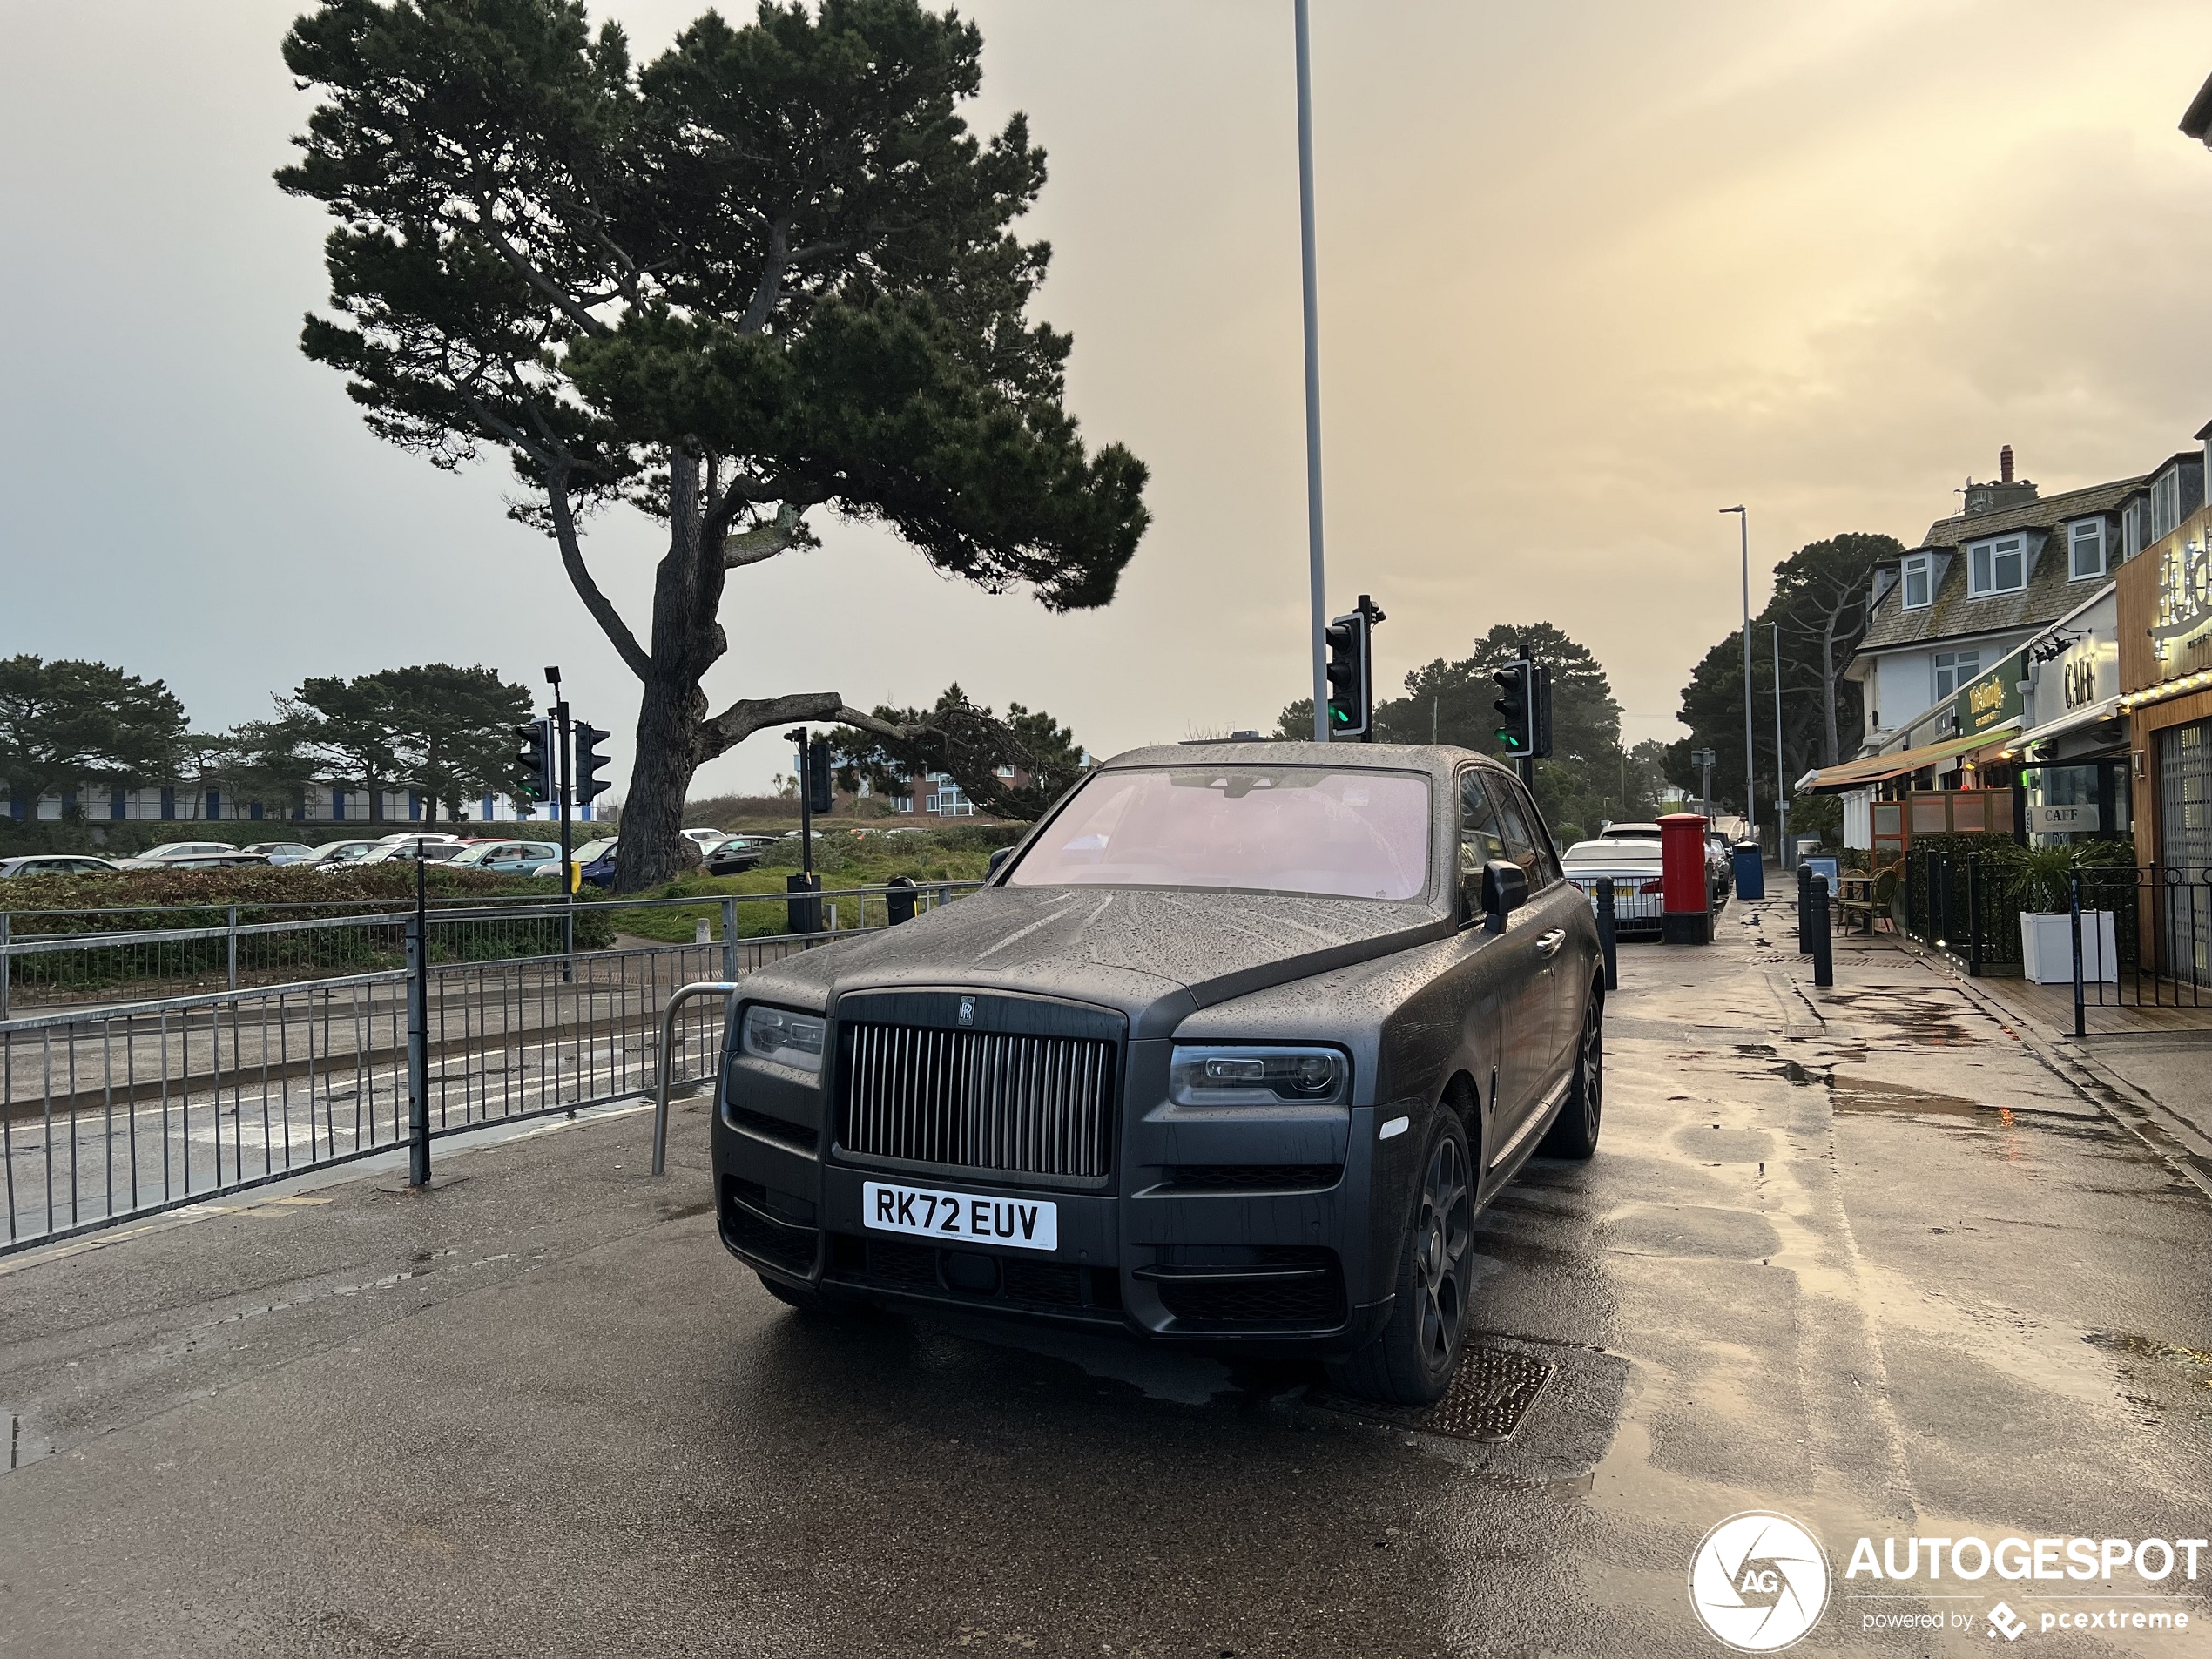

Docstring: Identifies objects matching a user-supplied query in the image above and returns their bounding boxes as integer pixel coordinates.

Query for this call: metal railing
[0,883,977,1251]
[1898,849,2211,1010]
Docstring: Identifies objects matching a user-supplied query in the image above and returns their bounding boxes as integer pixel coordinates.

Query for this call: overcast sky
[7,1,2212,799]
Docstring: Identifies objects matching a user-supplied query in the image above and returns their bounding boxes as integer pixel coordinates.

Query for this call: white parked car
[0,854,125,879]
[681,827,727,853]
[114,841,242,870]
[303,840,381,870]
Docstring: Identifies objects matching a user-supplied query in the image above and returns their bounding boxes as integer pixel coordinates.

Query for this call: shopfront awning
[1798,727,2015,793]
[2013,694,2124,754]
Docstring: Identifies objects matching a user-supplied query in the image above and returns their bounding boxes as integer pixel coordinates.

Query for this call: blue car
[572,838,619,889]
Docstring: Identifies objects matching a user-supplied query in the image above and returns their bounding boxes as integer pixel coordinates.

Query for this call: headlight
[1169,1044,1349,1106]
[740,1004,826,1072]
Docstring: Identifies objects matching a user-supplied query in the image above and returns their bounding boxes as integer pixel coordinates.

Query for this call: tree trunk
[1820,610,1840,767]
[616,449,725,892]
[621,667,701,889]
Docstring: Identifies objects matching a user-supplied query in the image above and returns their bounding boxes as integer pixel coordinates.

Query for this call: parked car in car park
[712,741,1602,1406]
[0,854,125,879]
[571,838,619,887]
[241,841,319,865]
[704,835,776,875]
[681,828,728,853]
[112,841,239,869]
[357,839,467,864]
[1560,838,1669,937]
[302,840,381,870]
[446,840,563,873]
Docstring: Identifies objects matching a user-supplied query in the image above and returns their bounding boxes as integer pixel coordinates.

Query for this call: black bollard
[1797,863,1813,954]
[886,874,917,925]
[1595,878,1618,992]
[1811,874,1833,988]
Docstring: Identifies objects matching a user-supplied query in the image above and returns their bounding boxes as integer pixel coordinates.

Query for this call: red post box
[1659,812,1712,945]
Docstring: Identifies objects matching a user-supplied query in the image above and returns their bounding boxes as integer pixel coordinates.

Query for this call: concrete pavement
[0,896,2206,1656]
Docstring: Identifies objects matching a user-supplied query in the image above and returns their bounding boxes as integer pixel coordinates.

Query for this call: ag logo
[1687,1511,1830,1651]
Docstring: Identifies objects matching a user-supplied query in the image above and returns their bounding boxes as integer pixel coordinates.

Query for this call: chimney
[2000,444,2014,485]
[1963,447,2038,515]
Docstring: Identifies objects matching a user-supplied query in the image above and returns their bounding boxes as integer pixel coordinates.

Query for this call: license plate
[861,1181,1058,1251]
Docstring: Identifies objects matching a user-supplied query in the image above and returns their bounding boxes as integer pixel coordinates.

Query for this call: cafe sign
[1954,650,2024,738]
[2151,533,2212,668]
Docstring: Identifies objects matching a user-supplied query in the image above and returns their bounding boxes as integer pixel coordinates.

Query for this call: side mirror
[1479,859,1527,928]
[986,846,1014,880]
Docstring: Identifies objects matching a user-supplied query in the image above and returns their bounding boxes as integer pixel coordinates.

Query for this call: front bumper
[710,1058,1402,1354]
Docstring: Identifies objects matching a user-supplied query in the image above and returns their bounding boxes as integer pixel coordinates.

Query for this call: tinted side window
[1487,781,1556,889]
[1458,771,1509,874]
[1494,778,1561,887]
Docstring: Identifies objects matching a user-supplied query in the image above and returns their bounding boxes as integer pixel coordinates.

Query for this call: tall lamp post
[1295,0,1330,741]
[1720,506,1755,848]
[1772,620,1789,869]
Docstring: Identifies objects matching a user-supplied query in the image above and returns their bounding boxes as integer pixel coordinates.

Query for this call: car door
[1492,775,1583,1096]
[1454,768,1556,1178]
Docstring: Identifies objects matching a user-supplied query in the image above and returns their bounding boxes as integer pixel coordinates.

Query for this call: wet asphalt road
[0,898,2208,1656]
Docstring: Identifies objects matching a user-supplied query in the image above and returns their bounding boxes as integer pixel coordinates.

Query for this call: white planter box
[2019,911,2118,985]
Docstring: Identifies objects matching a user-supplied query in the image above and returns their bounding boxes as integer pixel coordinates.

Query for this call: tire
[1538,981,1603,1160]
[1325,1111,1475,1406]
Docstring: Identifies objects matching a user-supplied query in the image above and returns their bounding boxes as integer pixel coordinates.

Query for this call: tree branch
[738,216,793,334]
[721,503,819,569]
[697,690,866,763]
[545,476,654,683]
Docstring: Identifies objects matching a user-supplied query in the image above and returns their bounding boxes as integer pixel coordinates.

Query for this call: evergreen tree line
[0,656,535,821]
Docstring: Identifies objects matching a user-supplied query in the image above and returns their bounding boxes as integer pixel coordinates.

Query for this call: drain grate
[1317,1343,1554,1442]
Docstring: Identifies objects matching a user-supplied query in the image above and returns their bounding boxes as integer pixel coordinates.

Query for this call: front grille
[840,1022,1116,1182]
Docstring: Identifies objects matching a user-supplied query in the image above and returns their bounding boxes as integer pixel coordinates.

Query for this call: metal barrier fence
[1899,849,2211,1008]
[0,883,977,1251]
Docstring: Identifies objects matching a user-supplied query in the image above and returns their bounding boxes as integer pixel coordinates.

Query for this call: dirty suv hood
[742,884,1452,1029]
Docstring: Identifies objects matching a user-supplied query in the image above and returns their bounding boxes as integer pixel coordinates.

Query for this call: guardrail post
[408,869,430,1185]
[1595,878,1618,991]
[1796,864,1812,954]
[226,903,239,992]
[1966,853,1982,978]
[652,981,740,1176]
[1810,875,1833,988]
[2069,867,2086,1040]
[721,898,738,981]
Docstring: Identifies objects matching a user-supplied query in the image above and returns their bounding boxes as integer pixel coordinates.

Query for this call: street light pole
[1772,620,1788,870]
[1295,0,1329,742]
[1721,506,1755,847]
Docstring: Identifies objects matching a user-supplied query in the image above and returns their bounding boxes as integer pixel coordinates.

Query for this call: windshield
[1005,765,1431,900]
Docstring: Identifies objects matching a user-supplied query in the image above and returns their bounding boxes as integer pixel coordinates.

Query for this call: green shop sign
[1954,650,2025,738]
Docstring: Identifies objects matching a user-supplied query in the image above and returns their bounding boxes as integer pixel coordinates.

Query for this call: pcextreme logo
[1687,1511,1831,1652]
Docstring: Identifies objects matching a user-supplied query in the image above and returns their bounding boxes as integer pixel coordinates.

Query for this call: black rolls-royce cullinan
[712,742,1603,1403]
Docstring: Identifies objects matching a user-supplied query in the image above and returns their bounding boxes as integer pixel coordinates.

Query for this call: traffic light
[804,736,834,814]
[511,718,551,803]
[573,722,612,804]
[1492,661,1533,755]
[1324,610,1372,738]
[1530,663,1554,759]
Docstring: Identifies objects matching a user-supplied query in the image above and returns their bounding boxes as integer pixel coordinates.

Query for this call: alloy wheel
[1413,1130,1474,1370]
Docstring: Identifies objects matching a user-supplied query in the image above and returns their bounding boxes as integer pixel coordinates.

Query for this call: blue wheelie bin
[1732,841,1765,900]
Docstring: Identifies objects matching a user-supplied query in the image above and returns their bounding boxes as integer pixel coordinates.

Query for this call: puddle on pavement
[2083,1331,2212,1387]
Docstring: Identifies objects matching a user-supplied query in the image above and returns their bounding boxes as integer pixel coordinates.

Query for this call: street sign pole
[1295,0,1329,742]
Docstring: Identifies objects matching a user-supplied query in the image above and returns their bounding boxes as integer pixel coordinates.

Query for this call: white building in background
[6,779,601,827]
